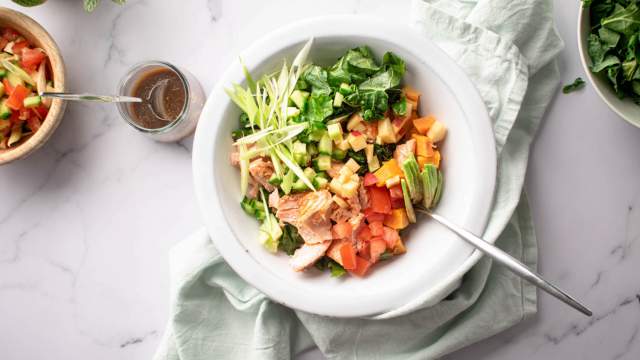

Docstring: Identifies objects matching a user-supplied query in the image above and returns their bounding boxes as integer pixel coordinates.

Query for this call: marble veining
[1,1,639,360]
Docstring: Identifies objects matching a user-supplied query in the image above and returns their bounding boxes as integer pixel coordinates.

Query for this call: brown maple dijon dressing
[130,68,186,129]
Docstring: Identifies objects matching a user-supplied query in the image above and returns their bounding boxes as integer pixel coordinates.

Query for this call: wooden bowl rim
[0,7,66,165]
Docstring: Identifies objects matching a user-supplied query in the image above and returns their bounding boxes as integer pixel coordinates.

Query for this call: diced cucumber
[307,129,326,142]
[317,154,332,171]
[286,107,300,118]
[268,173,282,186]
[290,89,309,109]
[318,134,332,155]
[0,100,11,119]
[327,123,343,142]
[331,148,347,160]
[292,178,309,192]
[6,72,23,87]
[303,167,316,179]
[401,179,417,223]
[339,83,355,96]
[0,69,6,78]
[281,170,294,194]
[23,95,41,108]
[307,143,318,157]
[315,171,329,180]
[292,141,308,165]
[333,92,344,107]
[313,176,329,189]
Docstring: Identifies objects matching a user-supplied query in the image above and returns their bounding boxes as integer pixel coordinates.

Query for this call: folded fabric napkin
[154,0,564,358]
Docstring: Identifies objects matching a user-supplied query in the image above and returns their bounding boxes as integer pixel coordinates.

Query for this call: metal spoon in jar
[40,80,174,122]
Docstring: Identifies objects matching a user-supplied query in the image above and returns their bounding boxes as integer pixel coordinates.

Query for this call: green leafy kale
[303,94,334,123]
[314,256,347,277]
[279,224,304,255]
[346,149,368,175]
[392,96,407,116]
[562,77,586,93]
[302,65,332,96]
[374,143,396,161]
[587,0,640,101]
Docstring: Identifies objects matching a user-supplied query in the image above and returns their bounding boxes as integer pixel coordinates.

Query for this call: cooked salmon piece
[276,190,333,245]
[268,190,280,209]
[247,178,260,199]
[393,138,416,166]
[358,183,370,209]
[230,151,240,167]
[330,195,361,223]
[290,241,331,271]
[276,193,306,224]
[249,158,276,192]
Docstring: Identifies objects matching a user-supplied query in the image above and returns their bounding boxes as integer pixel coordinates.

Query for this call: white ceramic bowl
[578,5,640,128]
[193,16,497,318]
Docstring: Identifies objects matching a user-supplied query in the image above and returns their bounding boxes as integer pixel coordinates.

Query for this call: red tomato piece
[363,173,378,187]
[391,198,405,209]
[382,227,400,249]
[32,105,49,120]
[2,28,19,41]
[351,130,362,136]
[3,78,14,95]
[19,108,30,120]
[349,256,372,277]
[357,226,372,242]
[357,241,370,260]
[369,238,387,263]
[9,109,20,124]
[340,243,357,270]
[21,48,46,70]
[27,116,41,132]
[332,221,353,239]
[369,221,384,236]
[11,41,28,56]
[6,85,29,110]
[367,186,392,214]
[364,208,386,222]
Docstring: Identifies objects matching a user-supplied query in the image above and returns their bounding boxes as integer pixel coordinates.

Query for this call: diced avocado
[402,154,423,202]
[318,134,332,155]
[317,154,331,171]
[292,178,309,192]
[6,72,23,88]
[331,148,347,160]
[23,95,41,108]
[313,176,329,189]
[0,69,6,78]
[333,92,344,107]
[286,107,300,118]
[268,173,282,186]
[327,123,343,143]
[0,100,11,119]
[303,167,317,179]
[307,129,326,142]
[281,170,295,194]
[292,141,307,165]
[401,179,417,223]
[290,89,309,109]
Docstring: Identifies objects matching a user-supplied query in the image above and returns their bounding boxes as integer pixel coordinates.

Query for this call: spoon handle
[417,208,593,317]
[40,92,142,103]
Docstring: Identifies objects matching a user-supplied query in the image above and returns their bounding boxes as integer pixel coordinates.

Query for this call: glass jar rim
[117,61,191,134]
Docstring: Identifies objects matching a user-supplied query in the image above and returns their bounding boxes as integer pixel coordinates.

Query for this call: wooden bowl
[0,7,66,165]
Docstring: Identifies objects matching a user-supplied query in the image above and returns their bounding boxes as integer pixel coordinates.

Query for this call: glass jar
[117,61,205,142]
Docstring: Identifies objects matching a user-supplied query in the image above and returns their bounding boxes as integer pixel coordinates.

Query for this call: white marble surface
[0,0,639,359]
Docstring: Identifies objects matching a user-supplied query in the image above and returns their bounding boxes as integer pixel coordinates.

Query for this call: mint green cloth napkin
[154,0,564,358]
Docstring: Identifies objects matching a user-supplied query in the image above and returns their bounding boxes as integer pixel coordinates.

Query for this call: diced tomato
[340,243,357,270]
[19,108,30,120]
[363,173,378,187]
[32,105,49,120]
[6,85,29,110]
[358,241,370,260]
[364,208,386,222]
[0,38,8,51]
[2,28,19,41]
[369,221,384,236]
[20,48,46,70]
[3,79,14,95]
[332,221,352,239]
[11,41,28,56]
[369,238,387,263]
[9,110,20,124]
[382,227,400,248]
[391,198,405,209]
[389,185,403,200]
[27,116,41,132]
[349,256,372,277]
[367,186,392,214]
[356,226,372,242]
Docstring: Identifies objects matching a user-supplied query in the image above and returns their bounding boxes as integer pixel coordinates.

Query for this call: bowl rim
[0,7,66,165]
[193,15,497,317]
[577,4,640,128]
